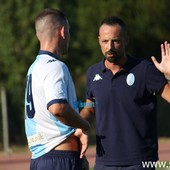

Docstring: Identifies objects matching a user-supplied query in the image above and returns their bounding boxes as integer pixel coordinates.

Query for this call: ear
[60,26,65,39]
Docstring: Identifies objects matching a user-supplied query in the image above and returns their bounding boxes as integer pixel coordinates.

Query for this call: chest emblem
[93,74,102,81]
[126,73,135,86]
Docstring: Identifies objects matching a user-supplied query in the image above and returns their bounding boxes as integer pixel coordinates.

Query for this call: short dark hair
[35,8,67,27]
[100,16,127,35]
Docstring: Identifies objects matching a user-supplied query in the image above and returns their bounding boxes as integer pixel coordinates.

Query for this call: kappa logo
[47,59,57,64]
[93,74,102,81]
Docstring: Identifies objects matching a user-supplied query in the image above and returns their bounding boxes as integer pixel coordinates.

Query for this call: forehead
[99,24,123,37]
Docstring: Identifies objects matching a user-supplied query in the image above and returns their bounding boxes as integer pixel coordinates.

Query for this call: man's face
[98,24,127,63]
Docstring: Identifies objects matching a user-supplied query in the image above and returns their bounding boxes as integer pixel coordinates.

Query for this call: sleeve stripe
[47,99,68,109]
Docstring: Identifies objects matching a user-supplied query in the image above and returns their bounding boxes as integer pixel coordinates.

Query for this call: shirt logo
[47,59,56,64]
[27,132,48,147]
[126,73,135,86]
[93,74,102,81]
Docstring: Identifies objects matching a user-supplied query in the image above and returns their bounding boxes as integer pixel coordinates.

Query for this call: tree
[0,0,62,144]
[0,0,170,146]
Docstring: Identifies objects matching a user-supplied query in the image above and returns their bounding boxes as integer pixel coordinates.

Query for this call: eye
[113,39,121,44]
[101,40,108,43]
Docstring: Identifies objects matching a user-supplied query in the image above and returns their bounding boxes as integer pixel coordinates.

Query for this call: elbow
[48,103,66,117]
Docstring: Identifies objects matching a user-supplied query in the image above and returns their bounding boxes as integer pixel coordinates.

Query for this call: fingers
[74,128,89,158]
[161,41,170,57]
[151,41,170,74]
[165,41,170,56]
[80,143,88,158]
[80,134,88,158]
[151,56,157,63]
[161,42,166,57]
[151,56,159,68]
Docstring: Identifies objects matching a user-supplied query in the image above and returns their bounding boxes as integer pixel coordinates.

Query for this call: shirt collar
[123,54,141,72]
[100,54,134,74]
[38,50,60,60]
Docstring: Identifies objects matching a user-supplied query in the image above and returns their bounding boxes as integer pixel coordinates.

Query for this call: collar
[100,54,135,74]
[122,54,141,72]
[38,50,60,60]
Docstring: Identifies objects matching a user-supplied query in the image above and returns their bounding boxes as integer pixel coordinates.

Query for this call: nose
[108,41,115,51]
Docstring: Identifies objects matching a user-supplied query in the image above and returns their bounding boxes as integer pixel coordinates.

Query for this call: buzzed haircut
[35,8,67,27]
[35,8,68,39]
[99,16,127,36]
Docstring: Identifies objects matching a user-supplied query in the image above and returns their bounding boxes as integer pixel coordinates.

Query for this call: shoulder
[31,54,70,82]
[126,55,153,71]
[39,55,68,73]
[128,55,150,65]
[87,60,103,74]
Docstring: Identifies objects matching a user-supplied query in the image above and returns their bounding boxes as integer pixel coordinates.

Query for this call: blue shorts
[30,150,82,170]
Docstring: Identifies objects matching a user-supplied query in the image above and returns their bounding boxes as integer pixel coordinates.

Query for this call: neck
[39,36,62,57]
[105,56,127,74]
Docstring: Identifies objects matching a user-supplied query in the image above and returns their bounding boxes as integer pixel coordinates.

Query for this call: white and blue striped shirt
[25,51,78,159]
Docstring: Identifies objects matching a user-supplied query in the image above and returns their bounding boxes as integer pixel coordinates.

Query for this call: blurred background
[0,0,170,152]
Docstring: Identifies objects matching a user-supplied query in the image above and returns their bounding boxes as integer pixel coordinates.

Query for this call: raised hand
[151,41,170,80]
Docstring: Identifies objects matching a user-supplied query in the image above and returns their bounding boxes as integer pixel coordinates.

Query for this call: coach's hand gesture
[151,41,170,80]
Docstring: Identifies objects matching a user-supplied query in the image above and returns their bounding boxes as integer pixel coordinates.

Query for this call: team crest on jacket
[126,73,135,86]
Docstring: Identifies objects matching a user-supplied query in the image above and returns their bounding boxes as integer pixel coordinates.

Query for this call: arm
[48,102,90,132]
[76,99,95,160]
[80,99,95,124]
[49,103,90,158]
[151,41,170,103]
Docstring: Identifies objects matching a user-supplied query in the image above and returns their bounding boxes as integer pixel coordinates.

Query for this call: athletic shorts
[94,164,155,170]
[30,150,82,170]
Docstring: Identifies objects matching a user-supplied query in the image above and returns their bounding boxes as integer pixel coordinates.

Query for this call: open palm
[151,41,170,79]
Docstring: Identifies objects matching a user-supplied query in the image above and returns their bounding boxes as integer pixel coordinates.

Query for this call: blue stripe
[30,144,46,158]
[49,113,75,135]
[47,99,67,109]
